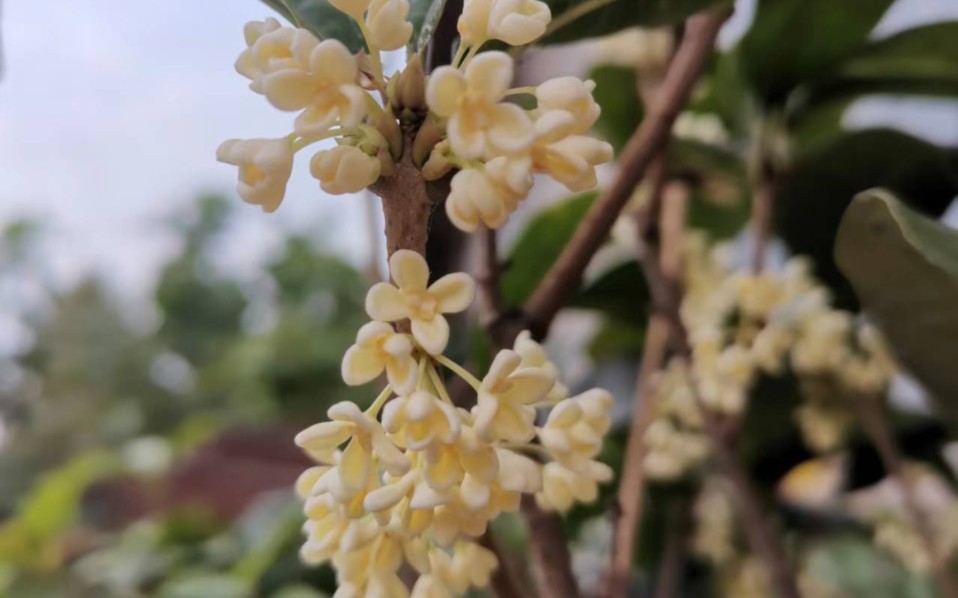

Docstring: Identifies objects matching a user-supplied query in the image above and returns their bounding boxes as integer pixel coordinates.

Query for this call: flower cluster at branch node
[218,0,613,233]
[295,251,613,596]
[643,234,897,481]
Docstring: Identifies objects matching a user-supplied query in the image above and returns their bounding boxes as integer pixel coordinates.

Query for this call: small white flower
[444,157,533,232]
[426,51,533,160]
[310,145,382,194]
[216,138,294,212]
[366,0,414,50]
[366,250,476,355]
[341,321,417,394]
[535,77,601,133]
[458,0,551,47]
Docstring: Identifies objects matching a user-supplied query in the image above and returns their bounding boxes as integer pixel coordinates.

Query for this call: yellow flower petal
[411,315,450,355]
[337,438,371,494]
[463,51,512,101]
[429,273,476,313]
[341,344,386,386]
[425,66,466,118]
[366,282,410,321]
[389,249,430,291]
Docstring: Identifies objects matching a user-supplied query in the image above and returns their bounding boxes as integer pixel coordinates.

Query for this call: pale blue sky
[1,0,957,300]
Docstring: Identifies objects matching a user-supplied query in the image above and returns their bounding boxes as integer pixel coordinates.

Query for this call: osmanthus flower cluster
[643,234,897,481]
[216,0,613,231]
[294,250,613,597]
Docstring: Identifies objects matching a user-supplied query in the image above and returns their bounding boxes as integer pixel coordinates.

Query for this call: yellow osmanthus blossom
[310,145,382,194]
[290,253,612,593]
[222,3,617,592]
[426,51,533,160]
[458,0,552,47]
[642,234,897,482]
[342,321,417,394]
[216,138,294,212]
[473,349,555,443]
[366,250,475,355]
[444,156,533,232]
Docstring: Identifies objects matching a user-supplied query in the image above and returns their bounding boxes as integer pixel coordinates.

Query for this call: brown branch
[653,496,692,598]
[521,496,581,598]
[521,10,728,336]
[363,191,384,283]
[605,156,675,598]
[479,526,529,598]
[479,225,503,320]
[852,395,958,598]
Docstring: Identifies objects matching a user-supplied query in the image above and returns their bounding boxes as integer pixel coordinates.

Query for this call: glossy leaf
[590,66,642,153]
[260,0,365,53]
[408,0,449,53]
[777,129,958,309]
[571,260,649,326]
[501,192,595,305]
[739,0,893,104]
[835,189,958,423]
[541,0,729,45]
[812,22,958,103]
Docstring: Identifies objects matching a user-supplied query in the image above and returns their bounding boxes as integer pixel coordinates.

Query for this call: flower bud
[375,109,403,160]
[310,145,382,194]
[412,119,443,168]
[399,55,427,112]
[366,0,414,50]
[216,138,294,213]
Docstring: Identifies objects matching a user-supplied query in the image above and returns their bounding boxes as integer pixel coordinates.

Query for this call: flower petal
[429,273,476,313]
[385,355,418,396]
[337,438,370,494]
[261,69,318,111]
[294,421,352,450]
[389,249,429,291]
[341,344,386,386]
[425,66,466,118]
[501,367,555,404]
[464,51,513,101]
[411,315,450,355]
[487,103,534,154]
[366,282,409,321]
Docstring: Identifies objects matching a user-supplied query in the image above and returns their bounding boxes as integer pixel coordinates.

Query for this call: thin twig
[605,156,674,598]
[479,225,503,320]
[852,395,958,598]
[653,497,692,598]
[521,11,728,337]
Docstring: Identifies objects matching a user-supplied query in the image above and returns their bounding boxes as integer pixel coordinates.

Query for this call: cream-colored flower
[535,460,612,512]
[444,156,533,232]
[366,250,476,355]
[310,145,381,194]
[366,0,414,50]
[235,22,317,98]
[513,330,568,402]
[535,77,601,134]
[473,349,555,442]
[426,51,533,159]
[341,321,417,394]
[294,40,368,136]
[537,389,612,468]
[411,542,498,597]
[529,112,613,191]
[422,422,499,491]
[216,138,294,212]
[295,401,410,500]
[382,390,461,450]
[458,0,551,47]
[329,0,372,18]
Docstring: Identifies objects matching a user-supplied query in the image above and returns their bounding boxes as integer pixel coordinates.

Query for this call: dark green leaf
[590,65,642,153]
[571,260,649,326]
[739,0,893,104]
[541,0,729,46]
[835,190,958,423]
[260,0,365,53]
[501,192,595,305]
[810,22,958,104]
[408,0,448,53]
[777,129,958,309]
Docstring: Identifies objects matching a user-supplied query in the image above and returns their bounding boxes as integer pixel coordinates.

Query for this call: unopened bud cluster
[294,251,612,596]
[217,0,613,233]
[644,234,896,481]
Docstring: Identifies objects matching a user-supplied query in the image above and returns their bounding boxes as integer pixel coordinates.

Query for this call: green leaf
[835,189,958,424]
[811,22,958,104]
[541,0,729,46]
[777,129,958,309]
[408,0,448,53]
[260,0,365,53]
[590,66,642,154]
[571,260,649,326]
[501,192,595,306]
[739,0,893,104]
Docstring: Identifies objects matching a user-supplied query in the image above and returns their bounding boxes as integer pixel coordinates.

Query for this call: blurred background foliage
[2,0,958,596]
